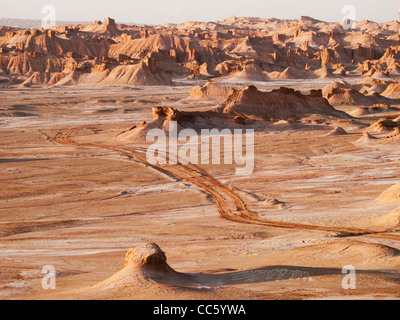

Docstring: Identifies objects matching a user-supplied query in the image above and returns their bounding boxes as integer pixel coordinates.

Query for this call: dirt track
[53,126,400,242]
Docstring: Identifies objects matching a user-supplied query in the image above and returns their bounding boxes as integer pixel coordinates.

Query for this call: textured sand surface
[0,81,399,300]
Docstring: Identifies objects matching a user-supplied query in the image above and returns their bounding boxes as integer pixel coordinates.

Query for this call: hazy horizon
[0,0,399,25]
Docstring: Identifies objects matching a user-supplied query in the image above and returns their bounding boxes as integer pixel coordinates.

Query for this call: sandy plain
[0,79,399,300]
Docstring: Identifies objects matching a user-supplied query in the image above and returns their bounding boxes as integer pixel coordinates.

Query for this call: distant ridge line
[0,18,142,29]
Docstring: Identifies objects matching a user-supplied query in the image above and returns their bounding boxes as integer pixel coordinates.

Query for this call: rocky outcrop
[1,16,400,87]
[322,81,394,107]
[221,85,351,120]
[90,243,197,293]
[190,82,233,100]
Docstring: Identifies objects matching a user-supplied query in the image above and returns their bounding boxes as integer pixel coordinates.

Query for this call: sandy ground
[1,79,400,300]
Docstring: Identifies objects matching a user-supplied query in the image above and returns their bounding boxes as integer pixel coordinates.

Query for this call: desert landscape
[1,14,400,300]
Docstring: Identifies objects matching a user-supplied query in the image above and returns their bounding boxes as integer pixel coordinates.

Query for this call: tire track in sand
[52,126,400,241]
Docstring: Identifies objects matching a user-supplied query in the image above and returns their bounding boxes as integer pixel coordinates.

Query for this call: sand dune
[368,207,400,231]
[376,183,400,203]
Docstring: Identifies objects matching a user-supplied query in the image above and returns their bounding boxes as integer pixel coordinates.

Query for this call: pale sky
[0,0,399,24]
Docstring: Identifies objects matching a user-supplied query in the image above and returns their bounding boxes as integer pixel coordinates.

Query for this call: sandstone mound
[365,83,391,95]
[349,105,395,117]
[117,116,166,142]
[189,82,232,100]
[358,77,385,87]
[349,107,371,117]
[355,131,378,144]
[117,106,235,142]
[100,62,173,86]
[21,72,66,86]
[52,63,173,87]
[322,81,384,107]
[368,207,400,230]
[92,243,196,292]
[221,86,351,120]
[229,63,268,81]
[322,81,354,97]
[53,70,83,86]
[326,126,348,136]
[371,71,390,79]
[368,117,400,134]
[381,83,400,99]
[268,67,316,80]
[357,76,393,94]
[375,183,400,203]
